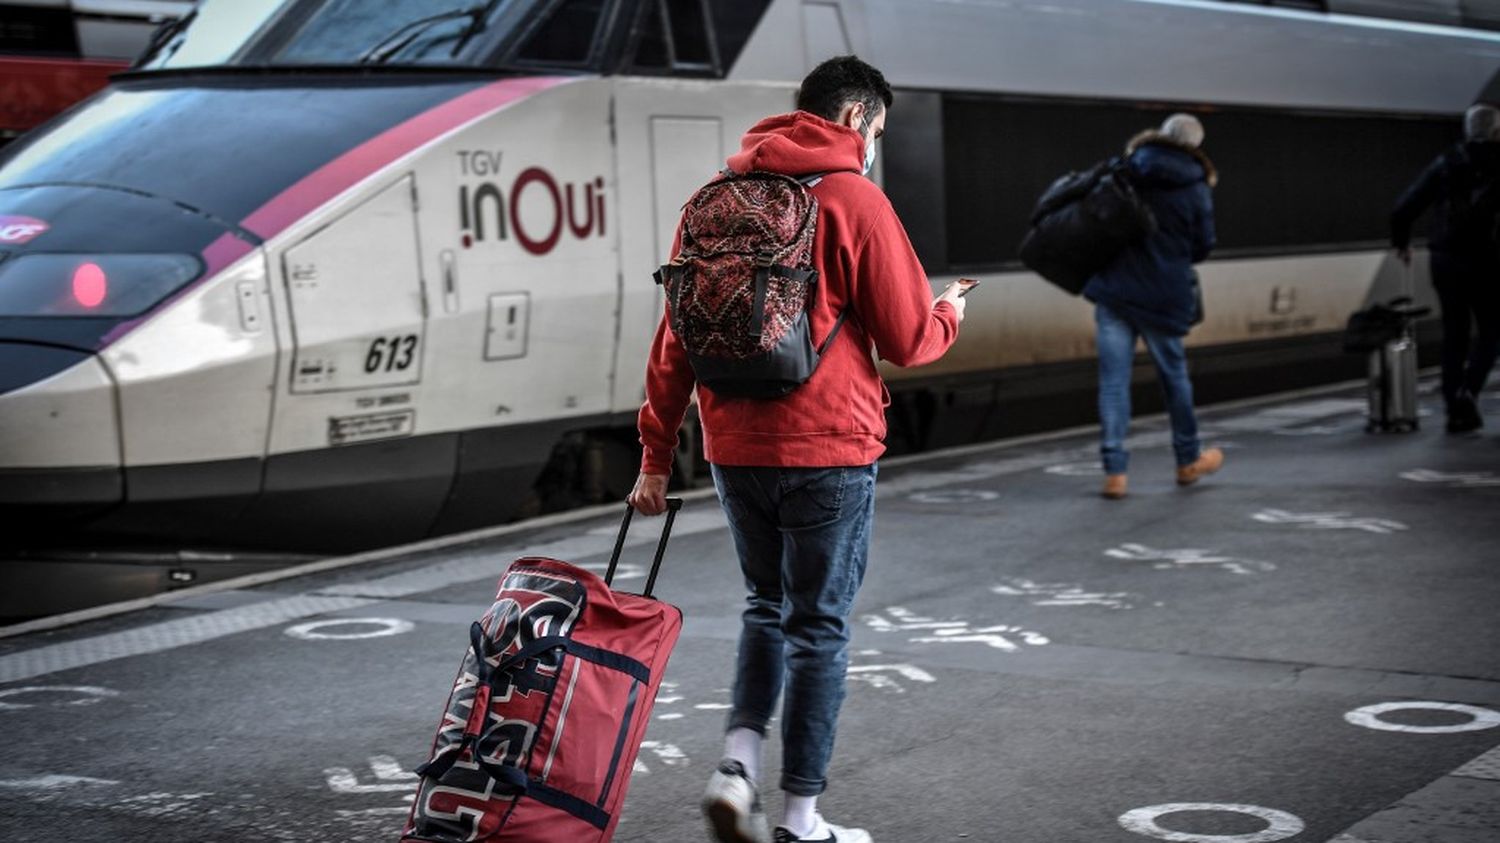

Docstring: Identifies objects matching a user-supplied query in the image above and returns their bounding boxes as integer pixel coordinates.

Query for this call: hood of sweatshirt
[726,110,866,177]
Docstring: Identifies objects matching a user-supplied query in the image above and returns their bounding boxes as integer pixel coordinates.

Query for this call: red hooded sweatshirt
[637,111,960,473]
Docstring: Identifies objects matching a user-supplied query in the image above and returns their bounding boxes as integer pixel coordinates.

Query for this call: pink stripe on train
[100,76,571,349]
[240,75,572,241]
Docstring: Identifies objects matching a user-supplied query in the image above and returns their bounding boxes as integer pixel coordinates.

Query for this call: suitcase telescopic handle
[606,497,683,597]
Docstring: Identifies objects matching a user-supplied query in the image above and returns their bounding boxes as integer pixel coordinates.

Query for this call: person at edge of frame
[626,56,967,843]
[1081,112,1225,500]
[1391,102,1500,434]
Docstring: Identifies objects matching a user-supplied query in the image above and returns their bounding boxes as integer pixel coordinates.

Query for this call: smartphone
[955,278,981,297]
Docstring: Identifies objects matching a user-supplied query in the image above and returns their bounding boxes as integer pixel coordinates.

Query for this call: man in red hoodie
[628,56,965,843]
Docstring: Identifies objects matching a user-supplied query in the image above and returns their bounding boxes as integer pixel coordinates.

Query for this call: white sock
[723,727,762,784]
[780,798,819,838]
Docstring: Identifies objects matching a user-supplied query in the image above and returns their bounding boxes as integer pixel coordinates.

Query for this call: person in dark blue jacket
[1083,114,1223,499]
[1391,103,1500,433]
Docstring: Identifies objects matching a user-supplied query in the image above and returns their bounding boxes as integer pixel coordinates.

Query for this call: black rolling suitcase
[1344,265,1430,433]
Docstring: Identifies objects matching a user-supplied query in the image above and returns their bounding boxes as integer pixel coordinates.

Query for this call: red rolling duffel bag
[400,499,685,842]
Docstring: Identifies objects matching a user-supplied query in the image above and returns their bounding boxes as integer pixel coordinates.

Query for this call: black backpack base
[1019,159,1156,295]
[688,309,847,399]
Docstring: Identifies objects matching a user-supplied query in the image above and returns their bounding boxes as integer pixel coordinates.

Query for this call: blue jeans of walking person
[1096,303,1202,475]
[710,462,878,797]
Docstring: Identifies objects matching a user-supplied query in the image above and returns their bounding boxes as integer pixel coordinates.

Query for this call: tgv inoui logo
[455,149,606,255]
[0,215,49,244]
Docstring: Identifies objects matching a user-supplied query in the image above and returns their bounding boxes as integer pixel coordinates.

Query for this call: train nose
[0,342,122,531]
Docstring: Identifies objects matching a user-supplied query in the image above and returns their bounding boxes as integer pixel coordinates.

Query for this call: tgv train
[1,0,1497,552]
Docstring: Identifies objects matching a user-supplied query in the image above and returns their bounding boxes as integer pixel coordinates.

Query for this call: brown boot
[1177,447,1224,486]
[1101,474,1128,499]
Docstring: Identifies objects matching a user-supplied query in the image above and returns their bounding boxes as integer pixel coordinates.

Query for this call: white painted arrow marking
[1252,509,1407,534]
[1400,469,1500,487]
[640,741,689,767]
[1105,543,1274,575]
[865,609,1049,653]
[325,755,418,794]
[847,664,937,683]
[846,662,938,693]
[992,579,1135,610]
[908,489,999,504]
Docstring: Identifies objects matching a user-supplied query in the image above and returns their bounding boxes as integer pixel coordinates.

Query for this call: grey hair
[1465,104,1500,142]
[1160,113,1205,148]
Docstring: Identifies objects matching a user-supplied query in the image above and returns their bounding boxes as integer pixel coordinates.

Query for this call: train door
[252,173,454,549]
[283,174,426,397]
[610,79,794,413]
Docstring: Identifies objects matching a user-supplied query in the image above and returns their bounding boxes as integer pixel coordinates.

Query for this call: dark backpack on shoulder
[1018,157,1157,295]
[655,171,849,399]
[1443,145,1500,251]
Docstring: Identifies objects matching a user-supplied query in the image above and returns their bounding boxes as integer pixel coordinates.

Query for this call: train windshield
[0,254,204,318]
[136,0,594,70]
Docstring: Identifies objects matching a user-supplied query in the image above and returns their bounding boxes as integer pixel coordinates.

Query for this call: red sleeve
[637,312,696,474]
[851,202,960,367]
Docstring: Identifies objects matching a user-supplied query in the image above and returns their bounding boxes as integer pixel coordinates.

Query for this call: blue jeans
[710,463,878,797]
[1096,303,1201,475]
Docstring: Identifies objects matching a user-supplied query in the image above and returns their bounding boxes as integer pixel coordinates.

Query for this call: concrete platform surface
[1,381,1497,843]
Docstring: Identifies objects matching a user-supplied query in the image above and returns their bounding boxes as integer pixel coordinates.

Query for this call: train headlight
[0,253,203,317]
[72,262,108,308]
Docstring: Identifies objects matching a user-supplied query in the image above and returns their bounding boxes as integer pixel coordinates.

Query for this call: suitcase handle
[606,498,683,596]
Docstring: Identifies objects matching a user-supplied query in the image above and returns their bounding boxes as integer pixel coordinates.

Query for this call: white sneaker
[702,760,770,843]
[772,815,872,843]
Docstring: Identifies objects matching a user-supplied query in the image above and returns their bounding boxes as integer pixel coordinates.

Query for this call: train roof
[731,0,1500,116]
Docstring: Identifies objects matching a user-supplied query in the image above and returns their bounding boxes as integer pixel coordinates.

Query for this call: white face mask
[859,114,877,176]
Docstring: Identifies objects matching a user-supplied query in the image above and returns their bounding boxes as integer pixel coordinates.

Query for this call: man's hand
[627,473,670,515]
[1395,247,1413,266]
[935,282,968,323]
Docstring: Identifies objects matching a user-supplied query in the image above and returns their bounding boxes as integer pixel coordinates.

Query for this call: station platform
[1,379,1497,843]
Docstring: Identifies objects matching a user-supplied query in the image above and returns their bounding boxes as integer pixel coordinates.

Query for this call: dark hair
[795,55,893,123]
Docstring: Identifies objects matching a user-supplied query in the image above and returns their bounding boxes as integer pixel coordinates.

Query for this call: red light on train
[72,262,107,308]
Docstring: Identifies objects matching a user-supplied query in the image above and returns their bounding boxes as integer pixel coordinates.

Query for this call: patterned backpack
[654,170,848,399]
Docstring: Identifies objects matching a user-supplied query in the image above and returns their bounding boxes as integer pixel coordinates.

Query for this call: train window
[516,0,608,65]
[626,0,719,74]
[666,0,714,67]
[0,253,202,318]
[139,0,532,69]
[923,94,1457,271]
[629,0,670,68]
[0,4,80,56]
[703,0,770,75]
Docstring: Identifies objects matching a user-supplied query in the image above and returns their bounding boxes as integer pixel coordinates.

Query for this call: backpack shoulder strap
[797,169,863,188]
[817,308,850,355]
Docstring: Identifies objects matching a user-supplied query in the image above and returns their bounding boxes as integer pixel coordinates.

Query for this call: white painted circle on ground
[284,618,414,641]
[1119,803,1304,842]
[908,489,999,504]
[1344,701,1500,734]
[0,685,120,711]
